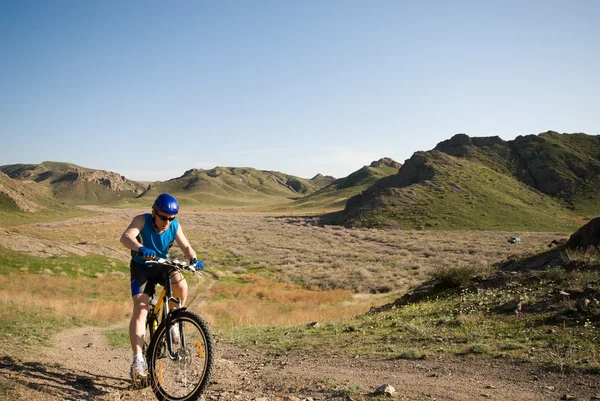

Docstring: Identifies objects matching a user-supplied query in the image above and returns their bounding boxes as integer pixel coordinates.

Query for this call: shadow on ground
[0,355,129,401]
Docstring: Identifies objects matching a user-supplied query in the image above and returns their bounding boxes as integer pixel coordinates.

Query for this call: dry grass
[0,273,130,324]
[180,212,568,294]
[197,273,372,327]
[10,208,139,256]
[0,208,572,336]
[8,208,566,295]
[0,272,131,354]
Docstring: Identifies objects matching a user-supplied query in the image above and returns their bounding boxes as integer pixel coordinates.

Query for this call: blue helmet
[153,193,179,215]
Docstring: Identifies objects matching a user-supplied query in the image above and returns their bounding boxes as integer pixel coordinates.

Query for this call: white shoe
[130,358,147,380]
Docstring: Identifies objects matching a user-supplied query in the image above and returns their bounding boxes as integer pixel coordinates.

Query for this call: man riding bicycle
[120,193,204,382]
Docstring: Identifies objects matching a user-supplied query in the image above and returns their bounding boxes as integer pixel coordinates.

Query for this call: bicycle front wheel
[147,309,214,401]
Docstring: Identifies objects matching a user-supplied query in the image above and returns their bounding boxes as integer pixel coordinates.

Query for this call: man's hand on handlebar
[190,258,204,271]
[138,246,156,259]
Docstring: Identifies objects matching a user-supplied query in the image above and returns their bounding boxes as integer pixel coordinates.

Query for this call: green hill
[0,161,146,204]
[340,150,582,231]
[121,167,335,209]
[288,163,400,211]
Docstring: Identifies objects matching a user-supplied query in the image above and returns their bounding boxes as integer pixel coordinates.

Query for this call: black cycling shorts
[130,260,173,298]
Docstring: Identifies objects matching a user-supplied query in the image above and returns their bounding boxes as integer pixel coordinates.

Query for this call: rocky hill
[0,161,146,204]
[0,170,87,226]
[340,142,586,231]
[434,131,600,212]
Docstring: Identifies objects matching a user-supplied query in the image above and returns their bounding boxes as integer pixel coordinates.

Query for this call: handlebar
[146,257,199,273]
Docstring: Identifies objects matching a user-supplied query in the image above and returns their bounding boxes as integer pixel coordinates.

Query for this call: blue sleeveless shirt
[132,213,179,264]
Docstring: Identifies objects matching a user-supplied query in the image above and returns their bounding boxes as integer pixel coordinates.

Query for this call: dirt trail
[2,323,599,401]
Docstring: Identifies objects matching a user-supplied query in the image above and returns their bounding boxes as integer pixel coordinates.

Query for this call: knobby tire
[147,309,214,401]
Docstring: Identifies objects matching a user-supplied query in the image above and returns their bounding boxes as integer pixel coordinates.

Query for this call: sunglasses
[155,212,176,222]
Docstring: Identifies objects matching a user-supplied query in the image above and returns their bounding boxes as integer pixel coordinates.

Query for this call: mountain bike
[139,257,214,401]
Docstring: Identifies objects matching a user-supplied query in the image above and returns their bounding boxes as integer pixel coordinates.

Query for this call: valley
[2,131,600,400]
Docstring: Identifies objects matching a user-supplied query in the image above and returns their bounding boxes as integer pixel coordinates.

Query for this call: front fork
[163,294,185,360]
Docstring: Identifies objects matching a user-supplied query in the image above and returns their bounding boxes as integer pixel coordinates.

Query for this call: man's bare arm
[120,214,146,251]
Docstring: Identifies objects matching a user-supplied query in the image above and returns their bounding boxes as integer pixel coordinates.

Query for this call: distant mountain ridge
[0,158,400,213]
[0,162,342,209]
[2,131,599,233]
[137,166,335,206]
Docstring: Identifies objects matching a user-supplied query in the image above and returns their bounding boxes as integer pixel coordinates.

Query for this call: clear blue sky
[1,1,598,181]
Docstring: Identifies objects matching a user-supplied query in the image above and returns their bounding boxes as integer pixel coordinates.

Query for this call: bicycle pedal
[139,376,150,388]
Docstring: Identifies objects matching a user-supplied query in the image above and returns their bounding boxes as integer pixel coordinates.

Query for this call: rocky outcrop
[366,151,450,193]
[434,133,506,158]
[369,157,402,169]
[182,168,202,178]
[73,169,144,193]
[0,162,148,205]
[566,217,600,250]
[311,173,335,181]
[510,133,600,196]
[1,163,145,194]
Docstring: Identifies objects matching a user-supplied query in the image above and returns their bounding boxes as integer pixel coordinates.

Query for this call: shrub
[502,342,526,351]
[543,266,567,284]
[467,343,491,354]
[430,266,475,289]
[397,348,426,360]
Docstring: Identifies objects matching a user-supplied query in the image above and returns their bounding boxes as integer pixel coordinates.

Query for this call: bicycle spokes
[147,310,214,400]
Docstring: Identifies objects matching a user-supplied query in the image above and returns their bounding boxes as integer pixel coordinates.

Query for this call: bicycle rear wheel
[147,309,214,401]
